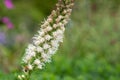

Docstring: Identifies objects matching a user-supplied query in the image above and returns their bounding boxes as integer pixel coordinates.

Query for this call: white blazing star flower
[18,0,74,79]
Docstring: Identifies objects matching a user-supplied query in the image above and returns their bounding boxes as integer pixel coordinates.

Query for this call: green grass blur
[0,0,120,80]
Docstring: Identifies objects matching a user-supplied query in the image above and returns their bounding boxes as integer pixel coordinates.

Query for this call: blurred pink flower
[4,0,14,9]
[2,17,14,29]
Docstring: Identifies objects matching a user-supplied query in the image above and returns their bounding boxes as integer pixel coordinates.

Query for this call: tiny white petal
[18,75,22,79]
[58,22,64,27]
[27,44,36,51]
[53,24,57,28]
[51,40,59,48]
[43,43,50,49]
[63,10,67,14]
[36,46,43,53]
[44,21,49,26]
[47,18,53,23]
[51,10,57,16]
[41,53,51,63]
[44,35,52,41]
[62,19,68,24]
[60,26,65,31]
[46,26,52,32]
[34,59,41,65]
[21,75,25,78]
[28,64,33,70]
[37,64,43,69]
[67,9,72,13]
[37,30,45,36]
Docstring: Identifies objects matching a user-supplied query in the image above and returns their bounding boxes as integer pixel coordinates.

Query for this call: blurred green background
[0,0,120,80]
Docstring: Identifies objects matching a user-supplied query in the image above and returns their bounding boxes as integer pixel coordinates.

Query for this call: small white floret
[34,59,41,65]
[28,64,33,70]
[43,43,50,49]
[36,46,43,53]
[44,35,52,41]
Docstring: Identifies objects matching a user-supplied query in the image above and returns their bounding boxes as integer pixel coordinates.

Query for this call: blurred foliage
[0,0,120,80]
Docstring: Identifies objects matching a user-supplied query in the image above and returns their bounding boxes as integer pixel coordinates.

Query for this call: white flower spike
[18,0,74,80]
